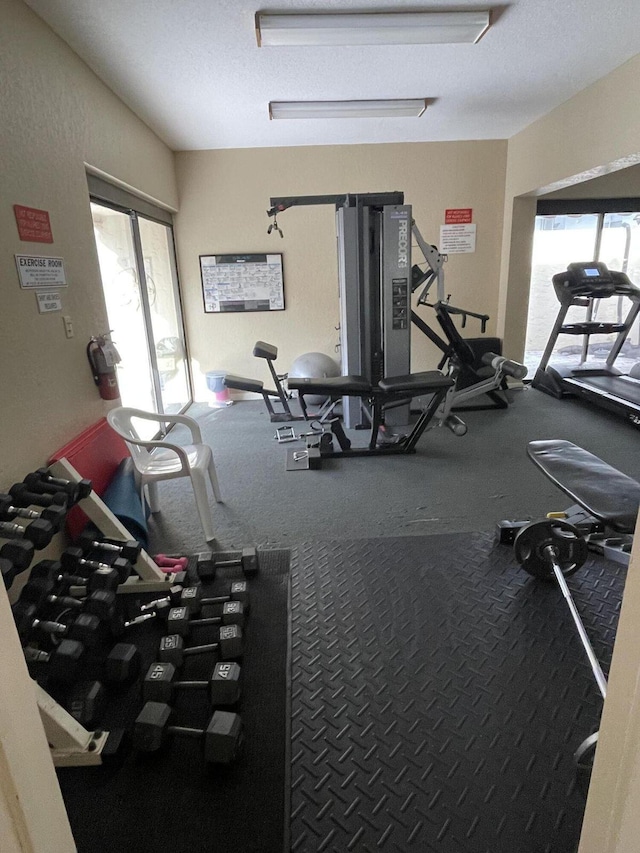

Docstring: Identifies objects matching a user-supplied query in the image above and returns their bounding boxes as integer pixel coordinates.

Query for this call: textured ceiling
[22,0,640,151]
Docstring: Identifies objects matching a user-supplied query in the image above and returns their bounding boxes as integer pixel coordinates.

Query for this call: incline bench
[285,370,454,468]
[527,439,640,564]
[224,341,304,422]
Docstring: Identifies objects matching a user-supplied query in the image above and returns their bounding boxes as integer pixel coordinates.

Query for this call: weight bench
[224,341,303,422]
[527,439,640,564]
[285,370,454,468]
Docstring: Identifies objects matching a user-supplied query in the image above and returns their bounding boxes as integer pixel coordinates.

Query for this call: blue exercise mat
[98,458,148,549]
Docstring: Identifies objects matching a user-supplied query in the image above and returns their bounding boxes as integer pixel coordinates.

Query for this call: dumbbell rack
[49,457,183,593]
[29,459,184,766]
[36,683,121,767]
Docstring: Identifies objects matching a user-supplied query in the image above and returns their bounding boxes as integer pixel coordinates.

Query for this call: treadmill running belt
[566,373,640,407]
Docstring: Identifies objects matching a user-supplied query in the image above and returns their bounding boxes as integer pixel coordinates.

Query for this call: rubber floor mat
[289,532,624,853]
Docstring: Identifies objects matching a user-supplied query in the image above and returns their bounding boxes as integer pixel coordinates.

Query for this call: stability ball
[289,351,340,405]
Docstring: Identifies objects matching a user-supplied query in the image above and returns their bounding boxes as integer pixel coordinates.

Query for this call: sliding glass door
[89,183,191,421]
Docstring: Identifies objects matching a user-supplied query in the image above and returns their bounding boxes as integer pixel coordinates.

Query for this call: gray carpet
[145,388,640,553]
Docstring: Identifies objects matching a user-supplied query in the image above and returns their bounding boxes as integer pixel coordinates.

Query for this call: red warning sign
[445,208,473,225]
[14,205,53,243]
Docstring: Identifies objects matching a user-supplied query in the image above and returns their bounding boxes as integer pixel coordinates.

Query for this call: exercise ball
[289,351,340,405]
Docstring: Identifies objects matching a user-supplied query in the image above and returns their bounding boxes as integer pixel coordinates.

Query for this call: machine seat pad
[528,439,640,533]
[288,375,372,396]
[378,371,454,394]
[253,341,278,361]
[224,374,264,394]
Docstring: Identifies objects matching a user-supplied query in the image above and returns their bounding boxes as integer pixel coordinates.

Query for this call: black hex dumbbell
[29,559,119,595]
[166,603,245,636]
[0,518,55,550]
[138,585,185,616]
[23,639,86,683]
[1,557,18,590]
[134,701,242,764]
[143,659,242,707]
[19,577,84,614]
[9,482,68,509]
[61,547,131,583]
[200,547,259,580]
[65,680,108,728]
[12,602,105,648]
[1,539,34,571]
[0,494,67,531]
[76,530,140,563]
[159,625,244,667]
[178,581,250,616]
[24,470,92,505]
[25,640,140,687]
[18,577,117,624]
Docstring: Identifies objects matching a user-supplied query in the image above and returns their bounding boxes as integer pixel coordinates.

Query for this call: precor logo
[398,218,409,268]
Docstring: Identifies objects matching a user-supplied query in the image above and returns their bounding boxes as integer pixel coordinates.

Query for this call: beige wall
[499,52,640,359]
[174,141,508,392]
[0,0,178,489]
[0,0,178,848]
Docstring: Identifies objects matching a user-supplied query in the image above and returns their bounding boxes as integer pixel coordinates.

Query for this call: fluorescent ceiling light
[269,99,428,120]
[256,11,490,46]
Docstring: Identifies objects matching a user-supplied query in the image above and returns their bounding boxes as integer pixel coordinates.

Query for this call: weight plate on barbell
[514,518,589,579]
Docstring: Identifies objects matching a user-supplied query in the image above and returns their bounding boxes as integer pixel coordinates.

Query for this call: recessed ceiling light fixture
[256,10,490,47]
[268,99,428,120]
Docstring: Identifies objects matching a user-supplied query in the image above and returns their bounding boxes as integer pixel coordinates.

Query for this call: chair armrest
[118,408,204,444]
[117,432,191,476]
[159,413,203,444]
[143,440,191,475]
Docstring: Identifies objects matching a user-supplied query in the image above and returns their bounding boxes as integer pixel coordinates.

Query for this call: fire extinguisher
[87,333,121,401]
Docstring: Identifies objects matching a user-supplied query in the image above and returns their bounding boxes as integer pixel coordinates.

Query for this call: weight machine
[409,233,527,414]
[268,192,412,428]
[268,192,526,436]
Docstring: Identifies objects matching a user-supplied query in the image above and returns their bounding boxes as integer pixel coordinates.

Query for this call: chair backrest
[106,408,156,469]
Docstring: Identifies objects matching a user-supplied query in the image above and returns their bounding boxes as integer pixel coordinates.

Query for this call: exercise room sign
[440,208,476,254]
[15,254,67,289]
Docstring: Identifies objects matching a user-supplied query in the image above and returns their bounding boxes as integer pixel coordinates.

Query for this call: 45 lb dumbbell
[143,659,242,706]
[135,701,242,764]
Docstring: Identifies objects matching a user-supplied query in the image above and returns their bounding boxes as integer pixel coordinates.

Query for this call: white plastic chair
[106,407,222,541]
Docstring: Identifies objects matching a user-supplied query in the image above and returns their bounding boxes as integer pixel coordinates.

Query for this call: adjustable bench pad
[253,341,278,361]
[288,376,372,396]
[378,371,453,394]
[224,374,264,394]
[528,439,640,533]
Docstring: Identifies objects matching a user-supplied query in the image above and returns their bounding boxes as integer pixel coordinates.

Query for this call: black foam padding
[528,439,640,532]
[223,374,264,393]
[290,533,624,853]
[57,549,290,853]
[378,369,453,393]
[287,375,372,396]
[253,340,278,361]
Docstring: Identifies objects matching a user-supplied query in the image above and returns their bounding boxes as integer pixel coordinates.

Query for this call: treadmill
[532,261,640,422]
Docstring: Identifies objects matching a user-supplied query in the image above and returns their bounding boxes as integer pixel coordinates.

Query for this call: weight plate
[574,731,599,797]
[514,519,588,579]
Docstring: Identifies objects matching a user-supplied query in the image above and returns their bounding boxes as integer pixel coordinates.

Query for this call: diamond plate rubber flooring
[289,532,625,853]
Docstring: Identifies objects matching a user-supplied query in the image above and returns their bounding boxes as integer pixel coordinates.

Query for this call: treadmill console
[553,261,617,300]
